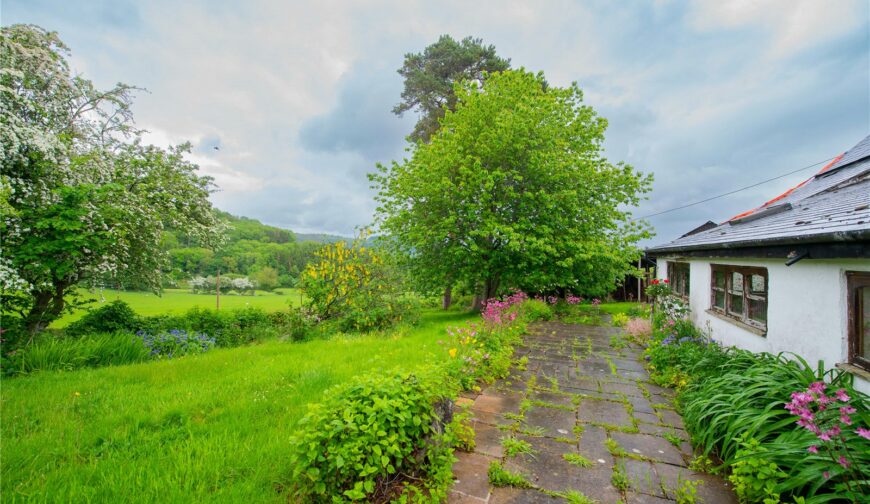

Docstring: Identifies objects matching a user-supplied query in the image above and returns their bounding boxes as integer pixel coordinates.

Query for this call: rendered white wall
[658,257,870,395]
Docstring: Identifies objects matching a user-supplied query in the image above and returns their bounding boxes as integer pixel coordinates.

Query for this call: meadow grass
[1,308,475,503]
[52,288,302,328]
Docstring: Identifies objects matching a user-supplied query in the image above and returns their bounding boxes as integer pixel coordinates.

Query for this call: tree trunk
[442,284,452,310]
[470,294,484,311]
[24,283,67,334]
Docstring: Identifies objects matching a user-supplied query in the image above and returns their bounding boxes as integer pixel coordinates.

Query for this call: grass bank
[1,308,474,503]
[52,288,302,328]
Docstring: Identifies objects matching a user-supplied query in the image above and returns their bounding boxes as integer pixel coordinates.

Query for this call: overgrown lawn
[2,308,475,502]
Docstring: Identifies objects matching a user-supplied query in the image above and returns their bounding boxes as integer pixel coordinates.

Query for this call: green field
[52,288,303,328]
[1,308,477,502]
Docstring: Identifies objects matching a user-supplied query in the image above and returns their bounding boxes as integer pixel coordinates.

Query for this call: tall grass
[8,333,151,374]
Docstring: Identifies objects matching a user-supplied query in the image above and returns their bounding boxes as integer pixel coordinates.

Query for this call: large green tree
[393,35,510,143]
[0,25,222,332]
[372,70,652,307]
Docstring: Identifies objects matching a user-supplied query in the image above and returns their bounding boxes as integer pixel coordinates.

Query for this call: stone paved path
[448,320,737,504]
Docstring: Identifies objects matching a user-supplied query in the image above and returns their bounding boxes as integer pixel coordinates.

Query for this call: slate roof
[647,135,870,254]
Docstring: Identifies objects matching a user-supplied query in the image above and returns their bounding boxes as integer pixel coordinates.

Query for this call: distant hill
[294,233,353,244]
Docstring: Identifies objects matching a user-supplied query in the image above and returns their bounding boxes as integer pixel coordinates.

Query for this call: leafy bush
[65,300,139,337]
[521,299,553,321]
[300,235,413,332]
[6,332,150,374]
[611,312,629,327]
[288,368,457,502]
[139,306,274,347]
[137,329,216,358]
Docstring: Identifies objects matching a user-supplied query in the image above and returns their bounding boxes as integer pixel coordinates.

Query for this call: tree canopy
[0,24,222,331]
[393,35,510,143]
[372,70,652,304]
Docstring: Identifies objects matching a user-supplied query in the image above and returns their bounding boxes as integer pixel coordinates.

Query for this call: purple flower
[835,389,851,402]
[807,445,818,453]
[857,427,870,440]
[838,455,851,469]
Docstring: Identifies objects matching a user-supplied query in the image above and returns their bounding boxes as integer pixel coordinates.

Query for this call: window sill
[836,362,870,382]
[704,309,767,337]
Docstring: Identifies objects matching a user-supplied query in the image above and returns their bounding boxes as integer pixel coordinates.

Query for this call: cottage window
[668,261,690,298]
[847,272,870,371]
[710,265,768,332]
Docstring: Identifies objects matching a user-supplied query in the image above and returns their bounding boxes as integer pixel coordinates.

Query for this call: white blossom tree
[1,25,224,333]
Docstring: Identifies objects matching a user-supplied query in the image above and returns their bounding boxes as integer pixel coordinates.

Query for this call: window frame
[710,264,768,333]
[668,261,691,299]
[846,271,870,372]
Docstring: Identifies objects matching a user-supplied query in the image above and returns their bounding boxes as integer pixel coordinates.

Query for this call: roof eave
[646,228,870,256]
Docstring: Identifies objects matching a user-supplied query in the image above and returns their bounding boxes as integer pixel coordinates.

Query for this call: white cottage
[646,135,870,394]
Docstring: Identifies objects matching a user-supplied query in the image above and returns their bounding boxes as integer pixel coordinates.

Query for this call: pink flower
[838,455,851,469]
[840,405,856,415]
[841,415,853,426]
[807,445,818,453]
[857,427,870,440]
[808,381,826,395]
[823,471,830,479]
[835,389,851,402]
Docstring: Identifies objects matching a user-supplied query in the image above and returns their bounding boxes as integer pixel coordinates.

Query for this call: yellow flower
[74,392,81,397]
[448,348,457,358]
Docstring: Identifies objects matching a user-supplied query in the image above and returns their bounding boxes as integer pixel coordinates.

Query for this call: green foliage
[487,460,532,488]
[728,436,786,504]
[251,266,279,292]
[288,368,457,502]
[6,333,150,374]
[501,436,534,457]
[300,234,413,332]
[373,69,652,300]
[450,409,476,452]
[557,490,596,504]
[393,34,510,143]
[611,461,629,490]
[648,313,870,501]
[562,453,594,468]
[674,476,702,504]
[1,25,222,332]
[611,312,629,328]
[522,299,553,322]
[65,300,139,338]
[1,308,480,501]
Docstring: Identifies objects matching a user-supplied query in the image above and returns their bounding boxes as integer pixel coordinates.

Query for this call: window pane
[714,271,725,288]
[729,293,744,316]
[749,298,767,324]
[750,274,765,294]
[732,272,744,292]
[684,270,691,296]
[714,290,725,309]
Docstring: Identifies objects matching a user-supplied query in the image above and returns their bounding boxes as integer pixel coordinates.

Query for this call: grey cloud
[298,64,414,163]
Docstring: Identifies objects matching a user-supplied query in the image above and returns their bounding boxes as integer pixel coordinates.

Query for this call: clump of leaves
[727,436,787,504]
[556,490,597,504]
[288,368,456,502]
[562,453,593,468]
[674,476,701,504]
[611,461,629,491]
[451,409,476,452]
[663,432,683,448]
[488,460,533,488]
[605,438,627,457]
[502,436,535,457]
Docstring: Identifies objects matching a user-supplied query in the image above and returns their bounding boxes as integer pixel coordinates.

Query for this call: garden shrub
[288,368,458,502]
[136,329,216,358]
[6,332,150,374]
[65,300,140,337]
[300,234,414,333]
[521,299,552,321]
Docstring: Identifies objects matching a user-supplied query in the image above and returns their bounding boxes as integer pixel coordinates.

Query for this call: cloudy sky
[5,0,869,245]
